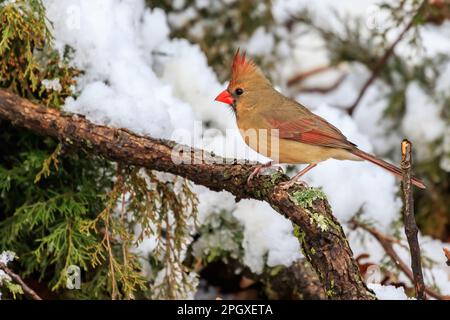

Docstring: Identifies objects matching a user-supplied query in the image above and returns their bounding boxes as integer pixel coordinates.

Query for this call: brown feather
[260,96,356,150]
[351,149,426,189]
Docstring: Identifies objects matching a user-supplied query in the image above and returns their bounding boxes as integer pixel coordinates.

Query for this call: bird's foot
[247,162,283,184]
[247,166,263,183]
[279,164,316,190]
[279,178,309,190]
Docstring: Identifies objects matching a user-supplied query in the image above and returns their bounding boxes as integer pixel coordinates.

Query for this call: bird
[214,50,426,189]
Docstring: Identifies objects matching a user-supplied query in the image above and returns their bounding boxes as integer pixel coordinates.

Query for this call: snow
[352,80,402,157]
[0,250,16,298]
[44,0,195,139]
[195,186,236,224]
[168,7,197,29]
[245,27,275,56]
[39,0,450,299]
[272,0,381,31]
[368,283,410,300]
[402,82,446,161]
[140,8,170,51]
[159,39,234,132]
[42,78,62,92]
[0,251,15,265]
[232,200,301,273]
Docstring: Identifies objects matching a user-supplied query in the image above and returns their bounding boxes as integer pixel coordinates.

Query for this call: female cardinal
[215,50,425,189]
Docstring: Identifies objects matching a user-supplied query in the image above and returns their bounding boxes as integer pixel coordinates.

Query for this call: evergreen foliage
[0,0,198,299]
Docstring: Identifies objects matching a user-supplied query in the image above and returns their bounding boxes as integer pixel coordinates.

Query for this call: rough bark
[0,88,375,300]
[261,260,326,300]
[200,258,326,300]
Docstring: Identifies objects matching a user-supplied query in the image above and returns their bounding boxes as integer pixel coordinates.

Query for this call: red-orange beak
[215,90,234,105]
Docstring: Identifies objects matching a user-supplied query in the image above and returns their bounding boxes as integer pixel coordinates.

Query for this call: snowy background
[40,0,450,300]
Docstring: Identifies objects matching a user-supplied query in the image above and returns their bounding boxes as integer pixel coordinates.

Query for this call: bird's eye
[235,88,244,96]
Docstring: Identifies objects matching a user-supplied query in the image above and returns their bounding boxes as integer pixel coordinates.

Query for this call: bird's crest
[230,49,258,84]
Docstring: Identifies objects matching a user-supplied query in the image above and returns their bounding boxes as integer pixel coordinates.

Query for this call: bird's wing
[260,98,356,150]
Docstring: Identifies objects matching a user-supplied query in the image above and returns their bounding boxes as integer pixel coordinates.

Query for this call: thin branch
[287,65,334,87]
[350,219,448,300]
[0,263,43,300]
[347,1,427,115]
[0,88,375,299]
[298,74,347,94]
[401,139,426,300]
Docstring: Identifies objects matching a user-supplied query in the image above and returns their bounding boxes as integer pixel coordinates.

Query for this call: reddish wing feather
[268,116,356,150]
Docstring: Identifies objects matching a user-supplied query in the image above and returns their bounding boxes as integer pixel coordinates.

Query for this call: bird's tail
[351,149,426,189]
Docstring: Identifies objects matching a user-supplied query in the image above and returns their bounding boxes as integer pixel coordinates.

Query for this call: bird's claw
[247,163,283,184]
[247,166,262,184]
[279,179,309,190]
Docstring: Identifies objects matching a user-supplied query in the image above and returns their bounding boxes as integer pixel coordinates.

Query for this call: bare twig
[298,74,347,94]
[350,219,449,300]
[287,65,334,87]
[401,139,426,300]
[0,263,43,300]
[347,1,427,115]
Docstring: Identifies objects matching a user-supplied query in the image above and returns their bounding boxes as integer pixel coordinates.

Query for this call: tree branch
[0,88,374,300]
[0,263,42,300]
[287,65,334,87]
[401,139,426,300]
[260,260,326,300]
[199,258,326,300]
[298,74,347,94]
